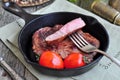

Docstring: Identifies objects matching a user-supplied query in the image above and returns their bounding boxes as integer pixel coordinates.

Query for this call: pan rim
[18,12,109,76]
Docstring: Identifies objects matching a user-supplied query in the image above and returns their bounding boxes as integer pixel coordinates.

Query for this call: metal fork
[69,31,120,67]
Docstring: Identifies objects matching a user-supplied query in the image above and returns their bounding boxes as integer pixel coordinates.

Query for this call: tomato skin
[64,53,85,69]
[39,51,64,69]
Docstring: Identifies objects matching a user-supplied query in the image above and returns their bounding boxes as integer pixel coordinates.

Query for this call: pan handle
[2,2,40,23]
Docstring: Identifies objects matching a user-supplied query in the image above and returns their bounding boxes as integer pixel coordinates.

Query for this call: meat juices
[32,18,100,63]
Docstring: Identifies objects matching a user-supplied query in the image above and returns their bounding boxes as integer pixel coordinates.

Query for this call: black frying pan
[2,2,109,77]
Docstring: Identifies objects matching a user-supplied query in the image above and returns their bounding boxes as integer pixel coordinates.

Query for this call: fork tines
[69,32,88,48]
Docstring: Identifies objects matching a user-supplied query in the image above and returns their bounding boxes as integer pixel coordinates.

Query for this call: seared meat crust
[32,25,100,62]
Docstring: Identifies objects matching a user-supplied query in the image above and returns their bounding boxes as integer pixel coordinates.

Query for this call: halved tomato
[39,51,64,69]
[64,53,85,69]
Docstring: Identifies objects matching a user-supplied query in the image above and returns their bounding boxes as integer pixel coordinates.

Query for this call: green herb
[35,55,40,61]
[83,56,91,64]
[67,0,78,4]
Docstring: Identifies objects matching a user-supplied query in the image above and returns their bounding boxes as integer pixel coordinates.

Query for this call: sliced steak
[32,27,52,56]
[32,25,63,55]
[32,24,100,63]
[45,18,86,43]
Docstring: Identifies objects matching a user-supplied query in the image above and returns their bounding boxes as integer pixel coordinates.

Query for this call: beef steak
[32,25,100,63]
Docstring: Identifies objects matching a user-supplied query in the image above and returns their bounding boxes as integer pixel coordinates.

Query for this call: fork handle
[95,49,120,67]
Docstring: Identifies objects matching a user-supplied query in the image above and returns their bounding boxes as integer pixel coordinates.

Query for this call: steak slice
[32,27,51,56]
[45,18,86,43]
[32,25,63,56]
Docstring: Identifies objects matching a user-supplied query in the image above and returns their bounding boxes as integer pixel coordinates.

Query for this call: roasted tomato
[64,53,85,69]
[39,51,64,69]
